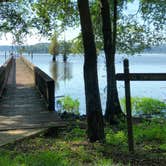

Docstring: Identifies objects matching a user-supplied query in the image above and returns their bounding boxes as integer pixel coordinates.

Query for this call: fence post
[47,80,55,111]
[124,59,134,153]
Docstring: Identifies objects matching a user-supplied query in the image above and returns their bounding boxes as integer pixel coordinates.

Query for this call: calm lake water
[0,52,166,114]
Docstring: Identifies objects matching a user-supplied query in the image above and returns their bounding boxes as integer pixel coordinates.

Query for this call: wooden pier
[0,57,65,146]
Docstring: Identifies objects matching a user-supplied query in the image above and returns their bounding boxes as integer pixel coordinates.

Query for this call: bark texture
[100,0,123,123]
[77,0,104,142]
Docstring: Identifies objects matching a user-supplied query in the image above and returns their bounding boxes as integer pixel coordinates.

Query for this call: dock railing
[20,56,55,111]
[0,57,14,97]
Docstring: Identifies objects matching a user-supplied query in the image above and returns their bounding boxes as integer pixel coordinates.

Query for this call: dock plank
[0,58,65,146]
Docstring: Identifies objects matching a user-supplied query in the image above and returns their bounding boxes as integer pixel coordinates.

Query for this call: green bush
[106,128,127,147]
[134,120,166,143]
[57,96,80,115]
[64,127,86,141]
[121,97,166,115]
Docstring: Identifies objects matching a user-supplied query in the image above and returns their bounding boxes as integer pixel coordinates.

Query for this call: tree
[77,0,104,142]
[99,0,123,123]
[31,0,79,37]
[62,32,67,62]
[71,33,84,54]
[31,0,165,125]
[49,33,59,61]
[0,1,32,44]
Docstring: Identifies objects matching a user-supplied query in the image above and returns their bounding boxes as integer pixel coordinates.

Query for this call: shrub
[134,120,166,143]
[121,97,166,115]
[106,128,127,147]
[57,96,80,115]
[64,127,86,141]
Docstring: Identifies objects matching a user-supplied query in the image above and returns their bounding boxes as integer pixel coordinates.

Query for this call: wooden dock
[0,57,65,146]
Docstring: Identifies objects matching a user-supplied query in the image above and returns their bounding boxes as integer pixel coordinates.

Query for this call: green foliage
[134,119,166,143]
[105,128,127,147]
[140,0,166,31]
[64,127,86,141]
[1,119,166,165]
[71,34,84,54]
[121,97,166,115]
[49,32,59,56]
[0,151,67,166]
[159,144,166,151]
[57,96,80,115]
[32,0,79,36]
[59,40,72,55]
[0,1,32,44]
[96,159,114,166]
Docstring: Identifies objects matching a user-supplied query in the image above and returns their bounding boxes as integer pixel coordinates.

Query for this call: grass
[134,119,166,143]
[1,96,165,165]
[0,119,166,165]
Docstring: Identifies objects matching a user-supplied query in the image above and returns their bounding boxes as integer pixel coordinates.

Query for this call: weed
[134,120,166,143]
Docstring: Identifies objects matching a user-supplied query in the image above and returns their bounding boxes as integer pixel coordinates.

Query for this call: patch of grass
[159,144,166,151]
[134,119,166,143]
[64,127,86,141]
[1,119,166,165]
[105,128,128,149]
[0,151,68,166]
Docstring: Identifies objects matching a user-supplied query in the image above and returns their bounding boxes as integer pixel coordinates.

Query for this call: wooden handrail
[0,57,14,97]
[116,73,166,81]
[20,56,55,111]
[34,67,55,111]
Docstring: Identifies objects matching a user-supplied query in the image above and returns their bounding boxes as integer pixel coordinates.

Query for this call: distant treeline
[23,43,49,53]
[0,43,49,54]
[0,42,74,54]
[144,44,166,53]
[0,43,165,54]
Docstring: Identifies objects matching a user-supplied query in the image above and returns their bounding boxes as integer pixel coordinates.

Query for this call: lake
[1,52,166,114]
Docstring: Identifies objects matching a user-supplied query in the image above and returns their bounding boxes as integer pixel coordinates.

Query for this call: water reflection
[49,61,73,90]
[21,53,166,114]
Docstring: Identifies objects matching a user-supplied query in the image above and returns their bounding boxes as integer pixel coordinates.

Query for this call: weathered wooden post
[47,80,55,111]
[124,59,134,153]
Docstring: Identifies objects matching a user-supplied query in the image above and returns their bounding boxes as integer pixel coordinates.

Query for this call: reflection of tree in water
[60,62,73,81]
[50,61,59,90]
[50,61,73,90]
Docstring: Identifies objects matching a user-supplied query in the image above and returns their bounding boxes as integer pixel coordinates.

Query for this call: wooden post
[124,59,134,153]
[47,80,55,111]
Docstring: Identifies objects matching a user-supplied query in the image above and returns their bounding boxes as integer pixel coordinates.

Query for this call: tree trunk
[63,53,67,62]
[100,0,123,123]
[52,54,56,61]
[77,0,105,142]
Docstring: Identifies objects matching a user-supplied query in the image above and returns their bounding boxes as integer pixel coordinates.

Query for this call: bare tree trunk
[77,0,104,142]
[63,53,67,62]
[52,54,56,61]
[100,0,123,123]
[63,32,67,62]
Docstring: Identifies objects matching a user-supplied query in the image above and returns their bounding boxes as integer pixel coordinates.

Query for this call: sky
[0,27,80,46]
[0,0,138,46]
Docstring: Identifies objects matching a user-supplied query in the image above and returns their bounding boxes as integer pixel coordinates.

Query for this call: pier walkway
[0,57,65,146]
